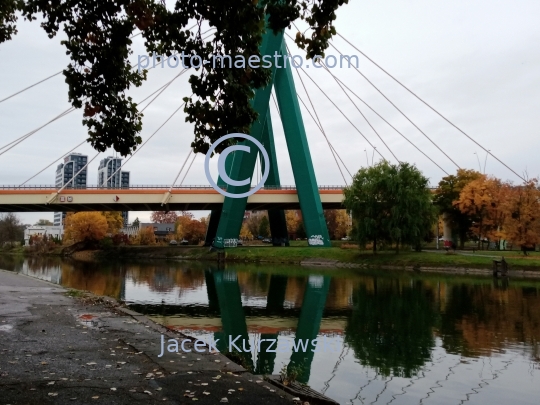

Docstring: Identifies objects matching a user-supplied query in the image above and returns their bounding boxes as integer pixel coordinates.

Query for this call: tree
[258,215,270,238]
[343,161,435,253]
[239,223,253,240]
[502,180,540,254]
[101,211,124,234]
[132,217,140,227]
[2,1,349,156]
[434,169,482,248]
[0,213,24,244]
[35,219,53,226]
[151,211,178,224]
[182,219,207,244]
[175,211,194,234]
[246,212,265,237]
[136,226,156,245]
[285,211,299,234]
[63,212,108,244]
[324,209,350,240]
[455,176,509,249]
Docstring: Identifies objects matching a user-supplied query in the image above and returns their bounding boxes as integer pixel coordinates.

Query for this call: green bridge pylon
[206,25,330,249]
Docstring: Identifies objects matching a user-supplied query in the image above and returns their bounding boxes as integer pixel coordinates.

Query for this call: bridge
[0,185,344,213]
[0,17,522,248]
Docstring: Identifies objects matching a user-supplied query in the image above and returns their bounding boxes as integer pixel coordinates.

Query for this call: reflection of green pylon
[255,275,289,374]
[212,270,253,369]
[288,276,330,383]
[206,22,330,249]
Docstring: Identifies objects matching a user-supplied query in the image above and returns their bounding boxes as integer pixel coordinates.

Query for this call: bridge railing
[0,184,347,191]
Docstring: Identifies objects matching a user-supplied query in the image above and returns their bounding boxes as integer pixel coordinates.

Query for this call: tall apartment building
[97,156,130,227]
[54,153,88,226]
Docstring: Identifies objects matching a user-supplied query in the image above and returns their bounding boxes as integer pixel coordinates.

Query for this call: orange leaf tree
[182,218,207,245]
[63,212,108,244]
[433,169,482,248]
[455,176,509,249]
[502,180,540,253]
[151,211,179,224]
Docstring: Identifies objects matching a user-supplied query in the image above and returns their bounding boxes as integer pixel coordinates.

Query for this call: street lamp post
[483,150,490,174]
[473,152,481,172]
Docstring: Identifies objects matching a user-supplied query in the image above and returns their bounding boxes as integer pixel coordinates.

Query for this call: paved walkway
[422,249,501,258]
[0,270,294,405]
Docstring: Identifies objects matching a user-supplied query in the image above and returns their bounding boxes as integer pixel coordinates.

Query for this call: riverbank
[91,245,540,271]
[0,269,299,404]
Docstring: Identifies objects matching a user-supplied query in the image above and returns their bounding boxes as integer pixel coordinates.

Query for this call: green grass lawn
[94,243,540,271]
[203,246,540,270]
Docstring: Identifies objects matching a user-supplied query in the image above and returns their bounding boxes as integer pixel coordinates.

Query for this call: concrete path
[0,269,294,405]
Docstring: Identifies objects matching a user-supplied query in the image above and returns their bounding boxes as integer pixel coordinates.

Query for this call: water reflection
[345,279,437,378]
[1,256,539,404]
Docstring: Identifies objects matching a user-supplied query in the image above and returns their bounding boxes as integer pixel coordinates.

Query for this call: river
[1,255,539,405]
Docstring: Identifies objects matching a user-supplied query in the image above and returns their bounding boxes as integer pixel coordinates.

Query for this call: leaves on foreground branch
[1,0,348,156]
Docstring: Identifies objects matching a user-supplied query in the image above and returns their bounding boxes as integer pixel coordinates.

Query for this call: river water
[1,255,539,405]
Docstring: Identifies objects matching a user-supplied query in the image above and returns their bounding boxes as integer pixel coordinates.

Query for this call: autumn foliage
[438,169,540,252]
[501,180,540,250]
[64,212,108,244]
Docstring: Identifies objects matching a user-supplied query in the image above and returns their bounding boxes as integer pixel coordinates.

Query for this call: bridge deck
[0,187,344,212]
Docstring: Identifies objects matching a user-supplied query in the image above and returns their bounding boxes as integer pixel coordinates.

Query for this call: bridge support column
[211,30,330,248]
[262,114,289,246]
[274,41,330,246]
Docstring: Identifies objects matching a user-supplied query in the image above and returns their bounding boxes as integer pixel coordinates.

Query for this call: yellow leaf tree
[285,211,299,234]
[63,212,108,244]
[101,211,124,234]
[335,210,351,239]
[502,180,540,253]
[240,223,253,240]
[137,226,156,245]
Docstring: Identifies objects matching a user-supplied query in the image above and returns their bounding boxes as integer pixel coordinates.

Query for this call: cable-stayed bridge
[0,21,524,247]
[0,185,344,213]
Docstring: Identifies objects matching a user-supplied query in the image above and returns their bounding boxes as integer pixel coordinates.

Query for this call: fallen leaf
[144,390,152,395]
[48,393,58,397]
[110,388,117,391]
[92,396,99,399]
[220,398,229,403]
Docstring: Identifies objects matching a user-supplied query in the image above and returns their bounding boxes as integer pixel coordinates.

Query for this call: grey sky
[1,0,539,225]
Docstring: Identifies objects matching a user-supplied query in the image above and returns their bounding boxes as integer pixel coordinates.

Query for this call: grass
[207,246,540,270]
[65,289,85,297]
[88,243,540,271]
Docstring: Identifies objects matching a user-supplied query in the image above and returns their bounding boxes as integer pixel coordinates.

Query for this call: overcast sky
[1,0,539,225]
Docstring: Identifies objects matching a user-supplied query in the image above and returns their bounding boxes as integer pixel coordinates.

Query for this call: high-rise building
[54,153,88,226]
[97,156,130,227]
